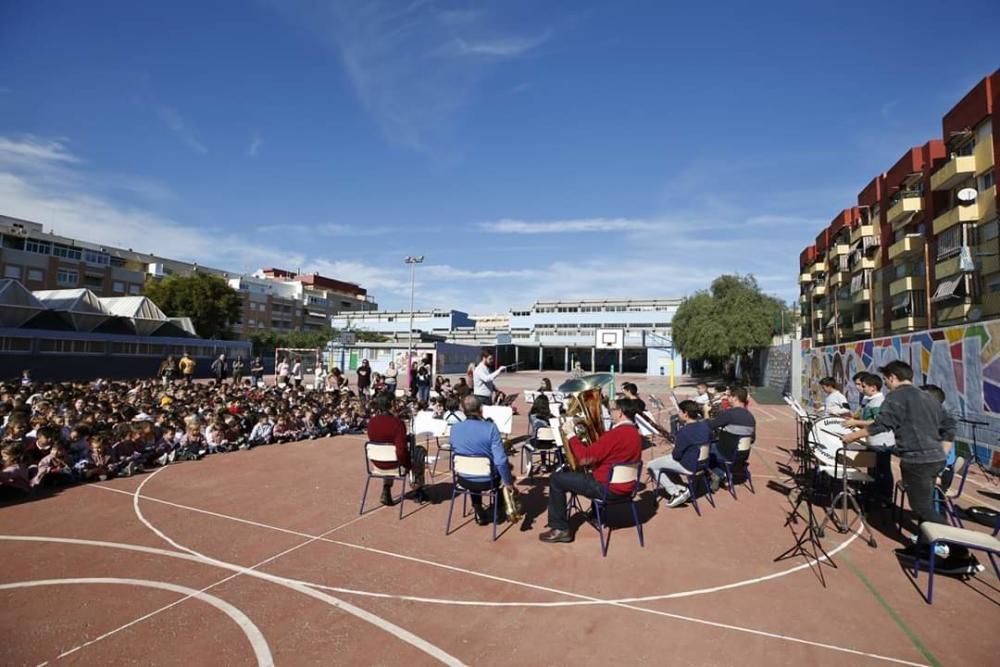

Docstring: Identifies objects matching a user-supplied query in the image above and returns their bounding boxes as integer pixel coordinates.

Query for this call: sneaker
[667,489,691,507]
[933,543,950,559]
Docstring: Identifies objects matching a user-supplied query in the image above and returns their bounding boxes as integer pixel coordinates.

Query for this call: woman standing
[357,359,371,397]
[385,361,398,394]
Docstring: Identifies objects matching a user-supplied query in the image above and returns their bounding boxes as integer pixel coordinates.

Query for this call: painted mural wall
[801,320,1000,470]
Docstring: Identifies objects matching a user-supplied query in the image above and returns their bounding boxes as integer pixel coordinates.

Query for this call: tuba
[554,374,613,471]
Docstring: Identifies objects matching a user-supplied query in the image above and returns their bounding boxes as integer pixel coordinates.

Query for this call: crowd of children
[0,375,374,496]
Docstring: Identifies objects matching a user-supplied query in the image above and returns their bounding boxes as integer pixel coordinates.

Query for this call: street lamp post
[405,256,424,393]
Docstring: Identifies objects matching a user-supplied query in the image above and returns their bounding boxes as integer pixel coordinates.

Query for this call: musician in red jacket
[539,398,643,544]
[366,391,429,506]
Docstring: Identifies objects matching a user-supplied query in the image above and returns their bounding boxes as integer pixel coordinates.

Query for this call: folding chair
[911,521,1000,604]
[939,456,971,527]
[445,454,503,541]
[358,441,408,519]
[430,425,453,477]
[569,462,644,557]
[521,426,558,476]
[720,436,755,499]
[661,444,715,516]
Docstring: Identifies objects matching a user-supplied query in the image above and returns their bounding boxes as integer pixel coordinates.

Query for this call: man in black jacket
[843,361,945,528]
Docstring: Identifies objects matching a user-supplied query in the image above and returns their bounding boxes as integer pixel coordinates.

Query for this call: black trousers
[547,471,605,531]
[900,460,946,539]
[458,476,504,513]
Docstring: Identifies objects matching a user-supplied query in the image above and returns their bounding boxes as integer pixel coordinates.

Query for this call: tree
[144,272,241,339]
[673,274,784,369]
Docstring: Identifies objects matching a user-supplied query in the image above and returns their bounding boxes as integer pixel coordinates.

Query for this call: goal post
[273,347,322,388]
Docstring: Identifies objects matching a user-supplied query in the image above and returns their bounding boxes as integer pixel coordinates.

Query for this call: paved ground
[1,371,998,666]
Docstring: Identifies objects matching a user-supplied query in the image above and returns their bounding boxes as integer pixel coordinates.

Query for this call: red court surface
[1,373,998,666]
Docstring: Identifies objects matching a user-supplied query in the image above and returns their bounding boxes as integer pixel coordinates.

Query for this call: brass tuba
[554,374,613,471]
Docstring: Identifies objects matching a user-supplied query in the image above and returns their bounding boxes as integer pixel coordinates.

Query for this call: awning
[931,275,965,303]
[862,235,879,251]
[850,274,863,293]
[891,292,912,313]
[826,315,837,328]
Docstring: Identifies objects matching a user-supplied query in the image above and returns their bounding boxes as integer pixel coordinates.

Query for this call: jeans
[476,394,493,406]
[417,385,430,403]
[647,455,693,496]
[900,460,946,540]
[547,471,605,531]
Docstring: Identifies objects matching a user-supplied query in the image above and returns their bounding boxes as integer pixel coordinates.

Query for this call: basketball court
[1,374,997,666]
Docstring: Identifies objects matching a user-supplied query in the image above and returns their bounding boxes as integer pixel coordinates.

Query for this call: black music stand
[815,438,878,548]
[958,417,997,482]
[774,412,836,585]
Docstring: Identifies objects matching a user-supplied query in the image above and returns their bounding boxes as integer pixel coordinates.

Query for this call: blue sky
[1,0,997,313]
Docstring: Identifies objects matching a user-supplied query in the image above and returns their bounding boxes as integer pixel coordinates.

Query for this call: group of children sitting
[0,376,373,496]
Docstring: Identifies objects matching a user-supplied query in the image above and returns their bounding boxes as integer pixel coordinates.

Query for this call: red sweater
[367,414,410,470]
[570,422,642,495]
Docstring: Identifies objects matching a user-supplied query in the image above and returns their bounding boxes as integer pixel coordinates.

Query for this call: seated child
[248,414,274,447]
[0,441,31,493]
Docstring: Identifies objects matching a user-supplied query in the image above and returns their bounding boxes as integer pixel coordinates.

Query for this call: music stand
[774,412,837,585]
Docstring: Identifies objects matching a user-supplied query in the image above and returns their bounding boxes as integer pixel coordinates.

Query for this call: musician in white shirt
[473,351,506,406]
[819,377,851,416]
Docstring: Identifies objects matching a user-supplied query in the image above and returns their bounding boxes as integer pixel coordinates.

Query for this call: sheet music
[483,405,514,435]
[413,410,448,437]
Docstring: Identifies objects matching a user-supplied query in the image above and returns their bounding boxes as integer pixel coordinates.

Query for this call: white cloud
[480,217,664,234]
[255,222,395,236]
[246,131,262,158]
[151,104,207,154]
[450,31,551,57]
[0,135,80,166]
[271,1,552,153]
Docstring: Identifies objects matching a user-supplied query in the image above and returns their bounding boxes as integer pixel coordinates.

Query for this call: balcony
[936,302,972,324]
[853,320,872,335]
[851,256,876,272]
[850,225,875,243]
[799,272,813,284]
[852,288,871,304]
[828,243,850,260]
[810,261,825,275]
[829,270,849,287]
[891,316,927,332]
[936,255,961,279]
[931,155,977,192]
[812,284,827,298]
[813,308,826,321]
[814,332,826,344]
[933,202,980,235]
[889,276,921,296]
[886,195,923,226]
[888,235,925,261]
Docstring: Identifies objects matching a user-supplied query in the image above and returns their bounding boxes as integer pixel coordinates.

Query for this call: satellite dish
[957,187,978,204]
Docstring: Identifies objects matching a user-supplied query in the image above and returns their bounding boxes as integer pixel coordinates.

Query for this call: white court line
[0,535,925,667]
[47,492,384,664]
[124,469,463,666]
[92,482,859,605]
[0,577,272,667]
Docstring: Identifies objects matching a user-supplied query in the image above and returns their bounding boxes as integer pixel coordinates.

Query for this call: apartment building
[0,215,378,339]
[800,70,999,342]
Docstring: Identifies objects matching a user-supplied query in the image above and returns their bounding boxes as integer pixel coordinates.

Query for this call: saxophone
[501,485,524,524]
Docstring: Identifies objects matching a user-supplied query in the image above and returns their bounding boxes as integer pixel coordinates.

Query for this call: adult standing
[179,352,196,385]
[842,361,949,557]
[473,350,506,406]
[250,357,265,386]
[357,359,371,398]
[291,357,303,389]
[415,358,432,404]
[159,355,176,386]
[385,361,398,395]
[210,354,227,384]
[276,357,290,387]
[231,355,245,386]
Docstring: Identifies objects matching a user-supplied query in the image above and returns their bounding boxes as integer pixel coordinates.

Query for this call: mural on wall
[802,321,1000,470]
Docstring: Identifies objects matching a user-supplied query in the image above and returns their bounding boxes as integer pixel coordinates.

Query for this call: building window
[954,139,975,157]
[112,281,126,293]
[52,244,83,260]
[128,284,141,295]
[3,265,21,279]
[26,268,44,282]
[56,269,78,286]
[83,274,103,288]
[84,250,110,265]
[25,239,52,255]
[979,218,999,244]
[979,171,996,192]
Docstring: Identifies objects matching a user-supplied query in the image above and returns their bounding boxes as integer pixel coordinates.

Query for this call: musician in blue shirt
[449,395,514,524]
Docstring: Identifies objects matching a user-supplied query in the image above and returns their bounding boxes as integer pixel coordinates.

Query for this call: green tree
[673,274,784,368]
[144,272,241,339]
